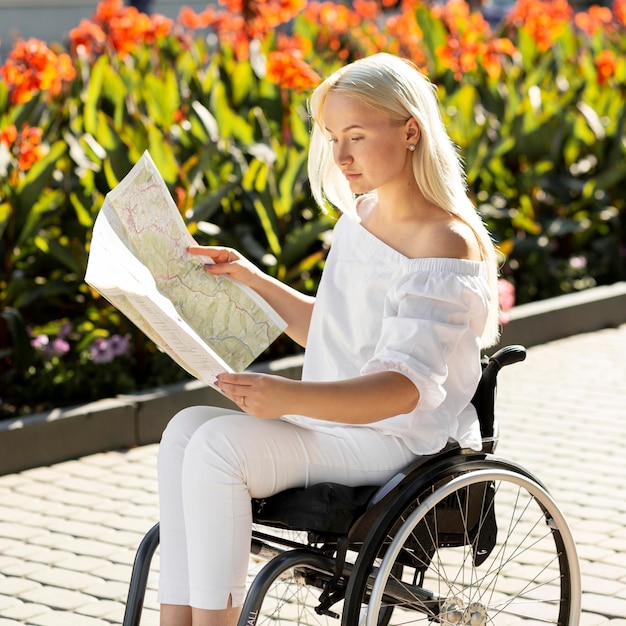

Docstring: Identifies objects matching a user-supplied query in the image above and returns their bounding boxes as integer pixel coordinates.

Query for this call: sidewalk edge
[2,282,625,475]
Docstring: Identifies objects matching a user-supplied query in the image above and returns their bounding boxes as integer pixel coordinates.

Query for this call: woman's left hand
[215,372,297,418]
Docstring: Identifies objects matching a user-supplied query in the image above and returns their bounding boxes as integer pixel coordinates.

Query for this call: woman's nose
[335,141,352,165]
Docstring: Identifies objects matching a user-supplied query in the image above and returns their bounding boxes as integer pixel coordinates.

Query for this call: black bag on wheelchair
[383,477,498,569]
[252,482,378,535]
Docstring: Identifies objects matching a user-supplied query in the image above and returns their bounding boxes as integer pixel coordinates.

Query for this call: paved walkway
[1,325,625,625]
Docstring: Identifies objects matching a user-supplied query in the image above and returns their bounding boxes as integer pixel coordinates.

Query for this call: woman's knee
[158,406,238,473]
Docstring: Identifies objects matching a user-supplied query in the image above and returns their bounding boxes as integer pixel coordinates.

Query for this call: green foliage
[0,0,624,417]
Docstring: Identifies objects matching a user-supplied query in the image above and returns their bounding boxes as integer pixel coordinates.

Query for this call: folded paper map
[85,151,286,385]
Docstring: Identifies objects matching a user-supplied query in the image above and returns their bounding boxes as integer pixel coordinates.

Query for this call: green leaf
[84,55,108,136]
[147,127,178,184]
[0,202,11,239]
[70,192,94,229]
[15,189,63,249]
[102,63,128,129]
[15,141,66,214]
[0,307,33,366]
[232,61,255,106]
[253,197,281,257]
[34,234,82,274]
[281,217,333,269]
[143,69,180,130]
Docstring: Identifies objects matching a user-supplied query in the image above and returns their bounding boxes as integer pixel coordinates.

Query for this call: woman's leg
[179,415,416,617]
[157,405,242,626]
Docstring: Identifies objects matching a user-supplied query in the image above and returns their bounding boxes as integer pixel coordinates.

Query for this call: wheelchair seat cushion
[252,482,379,534]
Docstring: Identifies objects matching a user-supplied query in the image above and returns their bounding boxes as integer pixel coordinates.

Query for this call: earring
[408,144,416,152]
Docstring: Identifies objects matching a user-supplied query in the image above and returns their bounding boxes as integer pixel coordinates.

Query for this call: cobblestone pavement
[1,325,625,626]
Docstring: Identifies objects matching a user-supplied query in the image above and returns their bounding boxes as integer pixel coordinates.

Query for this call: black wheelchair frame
[123,345,581,626]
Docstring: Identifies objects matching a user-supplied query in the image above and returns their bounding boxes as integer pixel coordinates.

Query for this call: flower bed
[0,0,624,418]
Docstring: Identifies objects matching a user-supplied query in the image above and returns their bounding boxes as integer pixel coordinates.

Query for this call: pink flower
[89,334,131,363]
[498,279,516,324]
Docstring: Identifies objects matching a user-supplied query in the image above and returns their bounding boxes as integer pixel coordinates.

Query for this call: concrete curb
[2,282,625,476]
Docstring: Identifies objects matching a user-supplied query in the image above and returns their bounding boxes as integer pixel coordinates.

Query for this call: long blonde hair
[307,53,500,347]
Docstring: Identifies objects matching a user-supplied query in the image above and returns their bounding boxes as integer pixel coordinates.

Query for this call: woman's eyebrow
[325,124,365,133]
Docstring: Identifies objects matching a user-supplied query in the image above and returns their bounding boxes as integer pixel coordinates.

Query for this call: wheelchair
[123,345,581,626]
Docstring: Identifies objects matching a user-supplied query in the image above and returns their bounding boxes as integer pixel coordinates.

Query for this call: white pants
[157,406,417,610]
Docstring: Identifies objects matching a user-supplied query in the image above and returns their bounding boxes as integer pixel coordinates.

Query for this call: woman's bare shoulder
[407,216,481,261]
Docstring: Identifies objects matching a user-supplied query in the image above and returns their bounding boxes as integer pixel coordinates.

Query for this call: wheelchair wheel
[345,464,581,626]
[240,543,396,626]
[240,546,343,626]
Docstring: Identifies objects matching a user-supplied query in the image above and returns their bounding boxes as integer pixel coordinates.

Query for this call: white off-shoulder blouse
[280,213,492,455]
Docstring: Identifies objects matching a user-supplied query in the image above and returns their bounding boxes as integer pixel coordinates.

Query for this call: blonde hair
[307,53,500,348]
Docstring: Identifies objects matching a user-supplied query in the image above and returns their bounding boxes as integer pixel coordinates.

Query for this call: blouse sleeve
[360,268,490,412]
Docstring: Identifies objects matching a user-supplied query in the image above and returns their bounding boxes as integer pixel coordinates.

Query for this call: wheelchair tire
[344,461,581,626]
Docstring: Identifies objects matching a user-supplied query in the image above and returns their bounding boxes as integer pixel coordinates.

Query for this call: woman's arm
[215,370,420,423]
[189,245,314,347]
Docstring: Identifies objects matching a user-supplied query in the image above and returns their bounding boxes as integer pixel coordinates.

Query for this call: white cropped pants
[157,406,417,610]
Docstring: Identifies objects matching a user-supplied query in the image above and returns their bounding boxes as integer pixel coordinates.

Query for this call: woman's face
[322,91,415,196]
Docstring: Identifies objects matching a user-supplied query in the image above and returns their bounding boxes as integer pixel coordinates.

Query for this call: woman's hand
[216,372,297,419]
[188,245,263,289]
[189,244,315,348]
[216,370,420,424]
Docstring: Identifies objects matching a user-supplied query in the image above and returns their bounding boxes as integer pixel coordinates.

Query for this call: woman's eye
[351,136,364,142]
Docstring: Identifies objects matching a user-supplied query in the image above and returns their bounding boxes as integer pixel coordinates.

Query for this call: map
[85,151,286,385]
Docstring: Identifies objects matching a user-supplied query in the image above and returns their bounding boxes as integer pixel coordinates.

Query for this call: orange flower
[148,13,174,42]
[303,2,361,34]
[432,0,491,38]
[178,6,213,29]
[352,0,381,20]
[16,125,44,171]
[595,49,616,85]
[95,0,124,24]
[69,19,107,56]
[1,124,46,171]
[574,5,613,36]
[507,0,572,51]
[614,0,626,25]
[216,0,306,39]
[483,37,518,78]
[266,35,321,91]
[0,38,76,104]
[0,124,18,148]
[72,0,173,60]
[384,10,427,64]
[432,0,516,79]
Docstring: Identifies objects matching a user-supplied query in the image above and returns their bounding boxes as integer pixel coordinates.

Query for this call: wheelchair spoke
[359,468,580,626]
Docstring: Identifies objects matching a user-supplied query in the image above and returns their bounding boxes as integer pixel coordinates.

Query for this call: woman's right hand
[188,245,263,289]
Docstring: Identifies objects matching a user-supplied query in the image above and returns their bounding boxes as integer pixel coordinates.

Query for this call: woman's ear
[405,118,420,147]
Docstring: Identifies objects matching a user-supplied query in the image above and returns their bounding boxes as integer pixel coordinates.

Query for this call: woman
[157,52,500,626]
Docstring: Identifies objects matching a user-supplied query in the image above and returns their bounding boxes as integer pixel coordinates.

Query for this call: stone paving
[1,325,625,625]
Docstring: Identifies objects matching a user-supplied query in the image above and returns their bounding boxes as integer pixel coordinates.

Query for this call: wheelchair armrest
[473,345,526,438]
[488,344,527,370]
